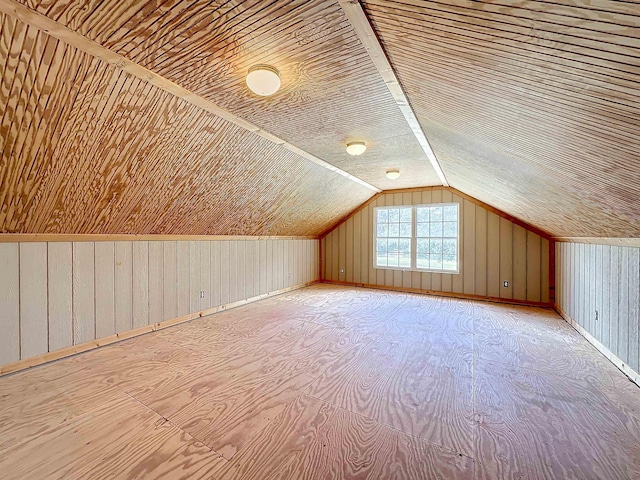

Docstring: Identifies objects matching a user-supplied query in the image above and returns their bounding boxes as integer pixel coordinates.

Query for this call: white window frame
[373,203,460,274]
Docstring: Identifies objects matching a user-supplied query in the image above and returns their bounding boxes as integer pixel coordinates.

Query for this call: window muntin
[374,203,459,273]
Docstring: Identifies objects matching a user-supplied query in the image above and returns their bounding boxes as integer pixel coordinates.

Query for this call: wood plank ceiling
[0,0,443,235]
[1,0,639,237]
[362,0,640,237]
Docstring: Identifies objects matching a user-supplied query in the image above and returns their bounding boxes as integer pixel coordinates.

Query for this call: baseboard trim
[321,280,552,308]
[554,303,640,387]
[0,280,319,376]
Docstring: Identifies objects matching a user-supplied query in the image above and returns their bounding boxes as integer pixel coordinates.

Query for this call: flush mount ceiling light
[246,65,281,96]
[346,141,366,156]
[386,169,400,180]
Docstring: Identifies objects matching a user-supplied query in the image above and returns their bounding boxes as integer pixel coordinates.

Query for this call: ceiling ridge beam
[337,0,449,187]
[0,0,381,193]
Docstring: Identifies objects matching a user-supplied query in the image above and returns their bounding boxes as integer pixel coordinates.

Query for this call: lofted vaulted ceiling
[361,0,640,238]
[0,0,639,237]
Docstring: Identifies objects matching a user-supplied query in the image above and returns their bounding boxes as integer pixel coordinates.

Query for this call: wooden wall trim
[553,237,640,247]
[447,188,552,240]
[322,280,552,308]
[0,280,318,376]
[0,234,320,243]
[320,186,552,241]
[318,192,384,238]
[337,0,448,187]
[0,0,379,194]
[554,303,640,387]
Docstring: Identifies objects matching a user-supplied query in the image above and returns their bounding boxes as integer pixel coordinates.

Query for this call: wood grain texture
[2,284,639,479]
[322,187,549,303]
[0,5,384,237]
[361,0,640,237]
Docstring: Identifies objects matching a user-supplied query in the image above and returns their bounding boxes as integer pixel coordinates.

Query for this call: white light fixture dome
[346,141,366,156]
[386,169,400,180]
[246,65,281,96]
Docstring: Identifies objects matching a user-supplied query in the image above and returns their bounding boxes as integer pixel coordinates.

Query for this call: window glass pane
[417,238,429,254]
[398,238,411,253]
[443,255,456,270]
[417,256,429,269]
[389,209,399,223]
[388,254,399,267]
[429,254,443,269]
[430,222,443,237]
[377,224,388,237]
[388,223,399,237]
[376,238,387,254]
[399,223,412,237]
[399,253,411,267]
[416,207,429,223]
[430,206,443,222]
[377,209,388,223]
[443,205,458,221]
[399,208,412,223]
[443,221,457,237]
[416,223,429,237]
[443,238,457,256]
[429,238,442,254]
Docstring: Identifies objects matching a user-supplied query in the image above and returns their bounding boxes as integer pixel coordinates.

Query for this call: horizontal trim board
[553,237,640,247]
[0,280,318,376]
[0,0,379,193]
[321,280,552,308]
[0,234,320,243]
[554,303,640,387]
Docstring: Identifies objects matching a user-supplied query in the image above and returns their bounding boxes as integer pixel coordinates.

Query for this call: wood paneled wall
[0,238,319,368]
[556,241,640,382]
[322,188,550,304]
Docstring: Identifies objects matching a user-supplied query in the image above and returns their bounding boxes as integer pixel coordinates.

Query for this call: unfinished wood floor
[1,284,639,479]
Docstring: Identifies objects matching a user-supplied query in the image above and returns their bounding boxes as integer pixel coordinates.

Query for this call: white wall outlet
[503,281,509,287]
[595,310,599,321]
[200,291,205,298]
[340,268,345,274]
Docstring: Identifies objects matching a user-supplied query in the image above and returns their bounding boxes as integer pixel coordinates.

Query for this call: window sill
[373,266,460,275]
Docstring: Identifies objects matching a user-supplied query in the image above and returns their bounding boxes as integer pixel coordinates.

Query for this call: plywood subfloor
[1,284,639,479]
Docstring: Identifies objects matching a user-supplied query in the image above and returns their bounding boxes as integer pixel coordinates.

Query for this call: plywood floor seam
[1,284,639,479]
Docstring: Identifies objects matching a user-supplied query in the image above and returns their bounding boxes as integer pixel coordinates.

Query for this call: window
[374,203,459,273]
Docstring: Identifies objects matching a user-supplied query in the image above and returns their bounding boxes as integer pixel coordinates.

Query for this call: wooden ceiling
[361,0,640,237]
[1,0,639,237]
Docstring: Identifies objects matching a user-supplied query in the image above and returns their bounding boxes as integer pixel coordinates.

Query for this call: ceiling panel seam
[337,0,449,187]
[0,0,381,193]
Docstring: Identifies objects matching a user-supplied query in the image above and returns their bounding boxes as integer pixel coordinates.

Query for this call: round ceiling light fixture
[246,65,281,96]
[386,169,400,180]
[346,141,366,156]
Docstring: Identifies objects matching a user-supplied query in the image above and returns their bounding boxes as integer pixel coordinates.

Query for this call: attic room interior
[0,0,639,478]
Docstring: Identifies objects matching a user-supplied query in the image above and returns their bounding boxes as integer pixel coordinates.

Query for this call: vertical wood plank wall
[322,190,550,304]
[0,238,318,369]
[556,242,640,381]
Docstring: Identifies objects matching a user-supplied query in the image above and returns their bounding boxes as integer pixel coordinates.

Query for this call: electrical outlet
[340,268,345,274]
[595,310,599,321]
[503,281,509,287]
[200,291,205,299]
[288,272,291,278]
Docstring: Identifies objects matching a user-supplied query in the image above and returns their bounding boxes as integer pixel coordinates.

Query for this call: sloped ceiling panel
[12,0,443,191]
[362,0,640,237]
[0,13,373,235]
